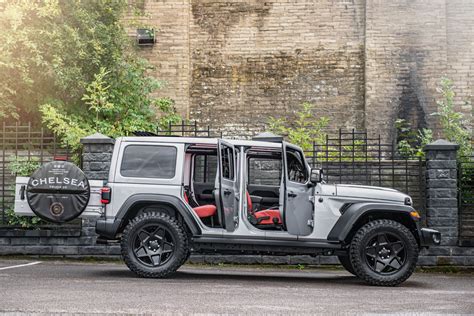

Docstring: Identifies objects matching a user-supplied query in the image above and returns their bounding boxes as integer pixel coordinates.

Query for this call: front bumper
[420,228,441,247]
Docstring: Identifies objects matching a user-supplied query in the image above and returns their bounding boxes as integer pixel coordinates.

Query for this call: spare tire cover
[26,161,90,223]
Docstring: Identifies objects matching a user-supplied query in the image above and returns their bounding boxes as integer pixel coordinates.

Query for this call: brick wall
[129,0,473,142]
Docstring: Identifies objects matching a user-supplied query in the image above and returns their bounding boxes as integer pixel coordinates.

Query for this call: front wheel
[121,212,189,278]
[349,219,419,286]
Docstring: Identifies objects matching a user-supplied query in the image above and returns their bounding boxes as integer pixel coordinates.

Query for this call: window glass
[193,154,217,183]
[221,146,234,180]
[248,158,281,186]
[286,148,308,183]
[120,145,177,179]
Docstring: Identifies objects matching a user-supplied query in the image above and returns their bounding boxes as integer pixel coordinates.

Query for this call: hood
[335,184,410,204]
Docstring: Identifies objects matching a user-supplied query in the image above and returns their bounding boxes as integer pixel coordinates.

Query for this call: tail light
[101,187,111,204]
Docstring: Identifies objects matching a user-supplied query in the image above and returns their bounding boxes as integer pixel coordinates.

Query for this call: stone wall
[127,0,473,142]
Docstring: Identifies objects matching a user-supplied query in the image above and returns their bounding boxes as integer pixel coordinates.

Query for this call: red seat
[193,205,217,218]
[184,192,217,218]
[246,191,282,225]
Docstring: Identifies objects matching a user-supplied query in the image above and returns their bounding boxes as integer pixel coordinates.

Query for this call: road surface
[0,259,472,314]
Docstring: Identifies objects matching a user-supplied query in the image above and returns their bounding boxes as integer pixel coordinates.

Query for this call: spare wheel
[26,161,90,223]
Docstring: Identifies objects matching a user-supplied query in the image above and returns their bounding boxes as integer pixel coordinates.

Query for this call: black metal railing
[458,155,474,246]
[0,122,77,229]
[304,129,426,215]
[156,120,222,138]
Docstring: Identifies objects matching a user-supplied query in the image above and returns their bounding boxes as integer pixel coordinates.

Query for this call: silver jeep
[15,135,441,286]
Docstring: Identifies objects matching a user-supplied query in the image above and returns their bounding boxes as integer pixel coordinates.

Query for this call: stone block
[426,198,458,207]
[89,162,109,171]
[85,144,114,154]
[83,153,112,162]
[10,237,39,245]
[52,246,79,255]
[288,255,319,265]
[427,151,458,160]
[427,160,457,170]
[427,189,457,199]
[261,255,290,264]
[78,246,108,255]
[107,245,121,256]
[451,247,474,256]
[426,179,457,188]
[425,207,457,218]
[319,255,340,265]
[427,169,454,180]
[0,238,10,245]
[81,226,98,237]
[417,256,437,266]
[426,217,458,227]
[24,246,53,254]
[0,246,26,255]
[39,237,67,245]
[188,254,205,264]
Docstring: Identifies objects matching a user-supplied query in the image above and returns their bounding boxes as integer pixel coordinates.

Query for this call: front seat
[184,186,217,218]
[246,191,282,226]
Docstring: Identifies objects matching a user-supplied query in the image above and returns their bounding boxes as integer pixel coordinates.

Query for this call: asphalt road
[0,259,473,315]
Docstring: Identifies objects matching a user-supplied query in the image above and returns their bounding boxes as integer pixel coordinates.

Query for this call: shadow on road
[91,267,426,288]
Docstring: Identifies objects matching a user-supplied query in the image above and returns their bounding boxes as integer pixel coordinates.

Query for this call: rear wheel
[337,255,356,275]
[349,219,419,286]
[121,212,189,278]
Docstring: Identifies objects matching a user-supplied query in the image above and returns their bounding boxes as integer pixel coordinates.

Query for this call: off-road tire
[337,255,356,275]
[121,212,189,278]
[349,219,419,286]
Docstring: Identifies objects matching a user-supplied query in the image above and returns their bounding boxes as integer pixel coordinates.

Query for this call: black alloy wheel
[132,224,176,267]
[121,212,188,278]
[364,232,407,275]
[349,219,419,286]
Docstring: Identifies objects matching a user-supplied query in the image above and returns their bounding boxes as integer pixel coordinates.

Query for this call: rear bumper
[96,218,122,240]
[420,228,441,247]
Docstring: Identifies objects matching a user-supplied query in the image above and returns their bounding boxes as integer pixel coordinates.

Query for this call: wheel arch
[115,194,201,237]
[327,203,420,246]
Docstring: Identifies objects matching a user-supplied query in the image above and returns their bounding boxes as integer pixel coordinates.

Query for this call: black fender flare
[327,202,419,244]
[96,194,201,239]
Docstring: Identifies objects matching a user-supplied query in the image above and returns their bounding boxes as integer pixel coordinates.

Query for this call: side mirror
[310,168,323,184]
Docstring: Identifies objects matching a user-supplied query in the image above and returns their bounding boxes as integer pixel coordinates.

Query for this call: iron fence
[156,120,222,138]
[458,155,474,246]
[304,129,426,215]
[0,122,79,230]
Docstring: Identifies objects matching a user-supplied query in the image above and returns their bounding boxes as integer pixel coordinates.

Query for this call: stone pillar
[80,133,115,181]
[424,139,459,246]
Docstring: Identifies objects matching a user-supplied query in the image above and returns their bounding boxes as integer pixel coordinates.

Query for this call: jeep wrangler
[14,135,441,286]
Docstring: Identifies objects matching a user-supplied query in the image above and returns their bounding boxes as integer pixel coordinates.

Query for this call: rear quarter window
[120,145,177,179]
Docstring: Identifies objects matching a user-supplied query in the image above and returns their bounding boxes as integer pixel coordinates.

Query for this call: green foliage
[268,102,329,151]
[267,102,370,161]
[396,77,471,159]
[8,156,40,177]
[432,77,472,159]
[4,209,42,229]
[395,119,433,158]
[0,1,129,120]
[0,1,181,149]
[4,156,44,228]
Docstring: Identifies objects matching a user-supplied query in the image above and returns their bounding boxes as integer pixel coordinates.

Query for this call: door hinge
[307,219,314,227]
[309,196,315,204]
